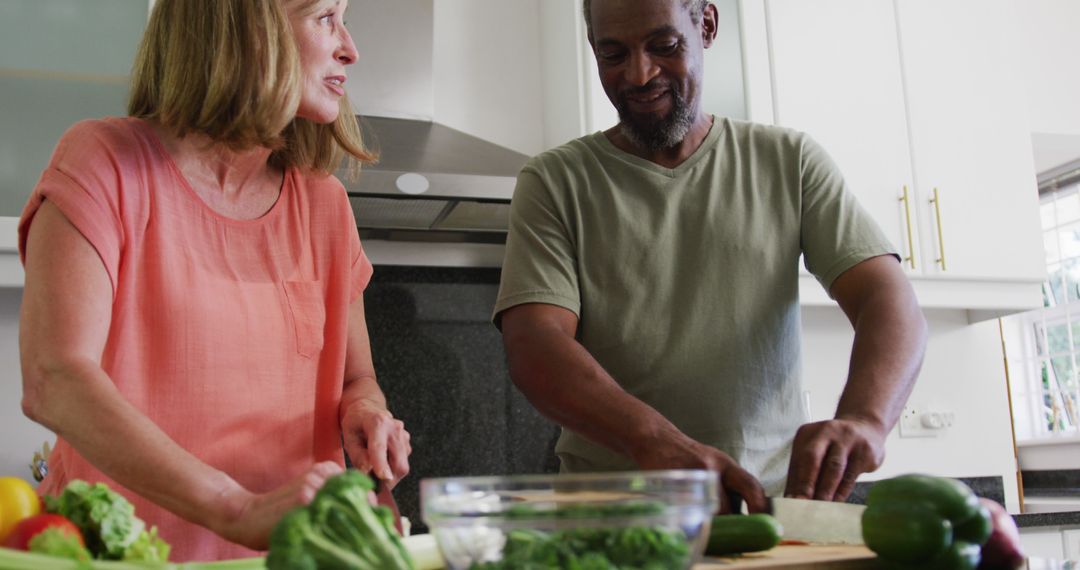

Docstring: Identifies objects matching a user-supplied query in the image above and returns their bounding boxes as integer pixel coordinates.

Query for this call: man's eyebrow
[595,24,683,47]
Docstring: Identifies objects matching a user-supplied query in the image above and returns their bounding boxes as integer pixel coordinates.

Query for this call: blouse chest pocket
[282,280,326,359]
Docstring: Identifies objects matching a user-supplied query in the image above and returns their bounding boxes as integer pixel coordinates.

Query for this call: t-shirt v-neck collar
[588,115,724,177]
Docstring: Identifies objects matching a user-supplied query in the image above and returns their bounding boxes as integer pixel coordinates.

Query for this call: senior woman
[17,0,409,562]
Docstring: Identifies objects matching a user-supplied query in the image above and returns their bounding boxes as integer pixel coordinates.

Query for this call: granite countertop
[1014,507,1080,528]
[845,473,1080,528]
[1016,469,1080,528]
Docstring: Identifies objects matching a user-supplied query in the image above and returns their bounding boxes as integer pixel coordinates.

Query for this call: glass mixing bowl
[420,470,718,570]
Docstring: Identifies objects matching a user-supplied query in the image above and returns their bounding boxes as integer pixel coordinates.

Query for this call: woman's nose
[337,28,358,65]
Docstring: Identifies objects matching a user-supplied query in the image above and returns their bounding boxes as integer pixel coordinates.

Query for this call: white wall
[1015,0,1080,136]
[346,0,435,121]
[701,0,747,121]
[0,289,52,484]
[432,0,548,157]
[801,306,1021,512]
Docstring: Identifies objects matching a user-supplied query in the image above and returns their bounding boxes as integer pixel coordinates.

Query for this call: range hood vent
[341,116,528,243]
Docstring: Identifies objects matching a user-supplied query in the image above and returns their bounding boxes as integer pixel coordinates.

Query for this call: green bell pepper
[862,474,992,570]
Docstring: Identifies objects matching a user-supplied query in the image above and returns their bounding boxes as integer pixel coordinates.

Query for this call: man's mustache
[618,81,676,100]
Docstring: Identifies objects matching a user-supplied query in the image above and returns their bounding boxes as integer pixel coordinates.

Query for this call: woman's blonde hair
[128,0,375,175]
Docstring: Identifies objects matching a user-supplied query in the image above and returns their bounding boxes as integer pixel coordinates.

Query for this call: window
[1005,182,1080,440]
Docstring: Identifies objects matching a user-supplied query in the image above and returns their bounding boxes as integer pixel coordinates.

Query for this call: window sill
[1018,437,1080,471]
[1018,435,1080,448]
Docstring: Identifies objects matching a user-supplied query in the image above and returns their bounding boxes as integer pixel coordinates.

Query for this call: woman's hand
[341,400,411,489]
[212,461,342,551]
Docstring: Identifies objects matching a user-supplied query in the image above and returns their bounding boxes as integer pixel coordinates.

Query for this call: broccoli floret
[269,507,391,570]
[266,470,414,570]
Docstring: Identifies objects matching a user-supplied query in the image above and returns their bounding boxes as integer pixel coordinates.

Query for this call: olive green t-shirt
[494,117,897,494]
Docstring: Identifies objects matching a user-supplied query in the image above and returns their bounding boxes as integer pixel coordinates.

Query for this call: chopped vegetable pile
[266,469,414,570]
[468,501,692,570]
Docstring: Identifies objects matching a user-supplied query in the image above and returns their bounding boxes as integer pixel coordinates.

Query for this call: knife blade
[767,497,866,545]
[370,474,405,535]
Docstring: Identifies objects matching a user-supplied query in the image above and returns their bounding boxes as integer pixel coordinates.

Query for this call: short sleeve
[492,168,581,327]
[799,135,899,293]
[18,120,132,295]
[349,235,373,304]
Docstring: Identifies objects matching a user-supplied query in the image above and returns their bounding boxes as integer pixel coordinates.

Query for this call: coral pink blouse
[18,117,372,562]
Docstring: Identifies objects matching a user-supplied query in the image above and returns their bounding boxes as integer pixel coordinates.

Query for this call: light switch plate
[898,405,953,438]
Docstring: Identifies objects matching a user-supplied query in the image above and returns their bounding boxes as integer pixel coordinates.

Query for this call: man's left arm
[784,254,927,501]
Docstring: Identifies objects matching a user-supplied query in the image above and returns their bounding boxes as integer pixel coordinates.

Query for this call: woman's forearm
[22,355,246,534]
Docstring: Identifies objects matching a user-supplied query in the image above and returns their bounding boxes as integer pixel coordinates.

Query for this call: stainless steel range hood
[340,115,529,243]
[338,0,529,245]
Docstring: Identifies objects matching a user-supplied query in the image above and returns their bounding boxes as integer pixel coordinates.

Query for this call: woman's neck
[149,121,283,220]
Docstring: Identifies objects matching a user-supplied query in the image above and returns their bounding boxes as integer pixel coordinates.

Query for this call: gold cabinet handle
[929,187,947,271]
[899,186,916,270]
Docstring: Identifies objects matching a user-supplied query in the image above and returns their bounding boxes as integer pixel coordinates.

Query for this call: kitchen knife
[371,474,405,535]
[767,497,866,545]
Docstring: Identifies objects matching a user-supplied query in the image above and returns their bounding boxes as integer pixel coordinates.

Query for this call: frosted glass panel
[0,1,146,217]
[0,76,130,216]
[0,1,147,76]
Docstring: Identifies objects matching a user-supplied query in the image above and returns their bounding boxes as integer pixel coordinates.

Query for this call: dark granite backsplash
[845,475,1006,506]
[361,266,560,532]
[1022,469,1080,495]
[844,474,1080,528]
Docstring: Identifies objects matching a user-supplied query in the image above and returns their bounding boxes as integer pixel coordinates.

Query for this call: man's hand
[784,416,888,501]
[634,433,767,514]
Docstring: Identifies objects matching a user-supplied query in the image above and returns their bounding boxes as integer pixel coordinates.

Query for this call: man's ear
[701,2,719,48]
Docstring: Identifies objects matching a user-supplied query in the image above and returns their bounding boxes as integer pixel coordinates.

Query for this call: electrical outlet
[898,406,953,438]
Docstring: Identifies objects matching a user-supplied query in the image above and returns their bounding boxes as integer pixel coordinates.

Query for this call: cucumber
[704,513,782,556]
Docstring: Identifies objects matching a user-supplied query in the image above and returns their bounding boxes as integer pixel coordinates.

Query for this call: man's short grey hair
[582,0,710,41]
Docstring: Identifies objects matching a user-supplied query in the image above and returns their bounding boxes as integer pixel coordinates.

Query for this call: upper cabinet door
[0,1,148,219]
[767,0,918,274]
[896,0,1045,281]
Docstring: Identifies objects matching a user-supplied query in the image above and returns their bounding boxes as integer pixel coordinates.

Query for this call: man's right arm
[499,302,768,513]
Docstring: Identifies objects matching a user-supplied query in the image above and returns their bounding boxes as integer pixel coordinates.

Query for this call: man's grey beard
[615,86,695,152]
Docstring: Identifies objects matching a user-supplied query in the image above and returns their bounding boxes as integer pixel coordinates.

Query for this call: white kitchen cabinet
[895,0,1045,281]
[1021,527,1066,560]
[765,0,1045,315]
[767,0,915,272]
[1065,528,1080,560]
[0,1,147,219]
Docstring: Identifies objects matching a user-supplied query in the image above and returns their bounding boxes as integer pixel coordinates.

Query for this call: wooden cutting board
[695,545,883,568]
